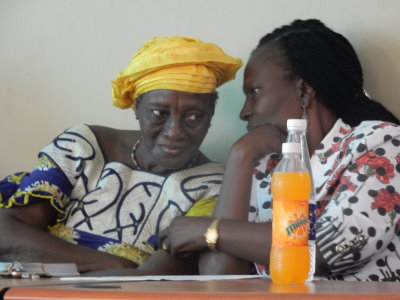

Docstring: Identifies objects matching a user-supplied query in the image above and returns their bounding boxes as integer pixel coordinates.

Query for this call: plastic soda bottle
[286,119,316,281]
[270,142,311,284]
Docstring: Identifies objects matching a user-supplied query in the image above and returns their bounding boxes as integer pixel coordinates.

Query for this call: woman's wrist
[230,138,280,165]
[228,142,259,167]
[204,218,221,252]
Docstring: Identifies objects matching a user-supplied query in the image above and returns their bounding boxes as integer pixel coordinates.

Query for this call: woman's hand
[211,124,285,221]
[232,124,286,163]
[160,217,212,257]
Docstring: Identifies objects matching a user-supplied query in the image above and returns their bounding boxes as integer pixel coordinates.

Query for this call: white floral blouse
[250,119,400,281]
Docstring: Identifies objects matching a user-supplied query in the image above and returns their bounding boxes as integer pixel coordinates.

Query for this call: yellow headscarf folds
[112,36,243,109]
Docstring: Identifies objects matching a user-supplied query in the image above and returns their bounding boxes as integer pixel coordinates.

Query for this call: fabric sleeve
[316,132,400,277]
[39,124,104,188]
[0,124,103,223]
[0,155,73,223]
[184,197,217,217]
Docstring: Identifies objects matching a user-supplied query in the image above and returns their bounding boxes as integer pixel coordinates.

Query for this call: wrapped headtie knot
[112,36,242,109]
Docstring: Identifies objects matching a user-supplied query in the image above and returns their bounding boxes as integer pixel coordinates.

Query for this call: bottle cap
[282,142,301,154]
[287,119,307,131]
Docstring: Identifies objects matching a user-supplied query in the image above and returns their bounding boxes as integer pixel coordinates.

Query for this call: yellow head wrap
[112,36,243,109]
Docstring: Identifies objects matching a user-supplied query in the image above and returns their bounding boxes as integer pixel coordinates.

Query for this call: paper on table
[60,274,265,281]
[0,262,79,277]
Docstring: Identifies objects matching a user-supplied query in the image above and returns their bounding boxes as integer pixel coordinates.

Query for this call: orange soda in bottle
[270,142,311,284]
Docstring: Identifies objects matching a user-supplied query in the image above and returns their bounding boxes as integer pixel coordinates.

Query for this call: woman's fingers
[157,228,171,252]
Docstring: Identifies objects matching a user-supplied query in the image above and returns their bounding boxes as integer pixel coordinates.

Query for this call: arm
[198,144,260,274]
[315,154,400,277]
[0,201,137,273]
[0,126,138,273]
[82,250,198,276]
[161,126,285,274]
[164,215,333,275]
[200,125,285,274]
[162,123,334,275]
[160,217,271,273]
[204,221,328,276]
[199,220,271,274]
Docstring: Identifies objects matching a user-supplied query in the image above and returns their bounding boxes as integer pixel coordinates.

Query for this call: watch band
[204,218,221,252]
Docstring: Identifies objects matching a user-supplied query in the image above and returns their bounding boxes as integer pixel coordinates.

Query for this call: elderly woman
[0,36,242,274]
[163,20,400,281]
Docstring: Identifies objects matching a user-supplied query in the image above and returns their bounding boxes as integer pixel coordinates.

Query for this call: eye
[186,113,204,122]
[184,112,207,128]
[243,85,261,97]
[151,110,169,119]
[250,87,260,95]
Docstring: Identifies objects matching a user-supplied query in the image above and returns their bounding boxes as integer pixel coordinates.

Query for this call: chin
[165,159,194,170]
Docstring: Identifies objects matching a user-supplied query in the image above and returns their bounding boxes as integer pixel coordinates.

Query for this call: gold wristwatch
[204,218,221,252]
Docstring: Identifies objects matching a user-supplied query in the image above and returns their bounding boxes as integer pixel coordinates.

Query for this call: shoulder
[342,121,400,183]
[89,125,135,146]
[89,124,139,148]
[61,124,95,138]
[313,119,400,175]
[89,125,140,163]
[352,120,400,137]
[346,120,400,154]
[42,124,99,155]
[39,124,106,183]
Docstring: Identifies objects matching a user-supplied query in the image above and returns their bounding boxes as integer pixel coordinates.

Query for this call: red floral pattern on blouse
[354,151,395,184]
[378,122,393,129]
[371,188,400,212]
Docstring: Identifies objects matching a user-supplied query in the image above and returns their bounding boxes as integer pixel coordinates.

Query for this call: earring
[301,102,308,121]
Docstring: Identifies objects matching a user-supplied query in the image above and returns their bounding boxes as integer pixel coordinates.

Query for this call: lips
[159,145,186,155]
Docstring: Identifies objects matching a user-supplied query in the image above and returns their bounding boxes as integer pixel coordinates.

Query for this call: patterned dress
[250,119,400,281]
[0,124,223,264]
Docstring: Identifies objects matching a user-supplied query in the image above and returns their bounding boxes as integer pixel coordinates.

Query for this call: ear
[133,107,139,120]
[295,78,315,109]
[134,100,140,120]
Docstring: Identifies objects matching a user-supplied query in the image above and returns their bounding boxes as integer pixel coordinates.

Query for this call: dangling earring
[301,101,308,121]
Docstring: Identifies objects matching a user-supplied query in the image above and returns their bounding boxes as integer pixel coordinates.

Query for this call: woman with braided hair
[162,19,400,281]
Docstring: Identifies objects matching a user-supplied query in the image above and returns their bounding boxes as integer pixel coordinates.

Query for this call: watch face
[206,229,218,242]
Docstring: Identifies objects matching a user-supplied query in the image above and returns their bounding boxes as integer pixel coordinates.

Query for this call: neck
[133,141,166,174]
[134,141,200,175]
[306,100,338,154]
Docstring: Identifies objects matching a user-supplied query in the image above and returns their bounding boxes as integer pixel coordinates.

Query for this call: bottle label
[308,203,316,241]
[272,200,309,246]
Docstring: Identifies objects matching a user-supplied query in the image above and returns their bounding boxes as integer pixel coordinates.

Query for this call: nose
[163,117,185,141]
[239,100,252,121]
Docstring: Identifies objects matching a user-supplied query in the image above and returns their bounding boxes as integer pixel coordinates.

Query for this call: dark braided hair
[254,19,399,127]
